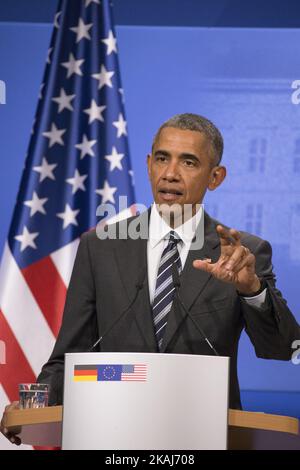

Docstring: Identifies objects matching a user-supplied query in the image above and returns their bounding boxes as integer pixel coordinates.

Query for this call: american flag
[121,364,147,382]
[0,0,135,436]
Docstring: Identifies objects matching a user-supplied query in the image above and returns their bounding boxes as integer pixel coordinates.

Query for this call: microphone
[88,267,146,352]
[172,264,220,356]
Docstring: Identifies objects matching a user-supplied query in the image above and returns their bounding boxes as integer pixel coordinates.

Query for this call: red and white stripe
[121,365,147,382]
[0,240,78,449]
[0,205,136,449]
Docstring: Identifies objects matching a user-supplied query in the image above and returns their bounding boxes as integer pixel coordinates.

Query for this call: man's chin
[155,201,194,226]
[155,201,183,213]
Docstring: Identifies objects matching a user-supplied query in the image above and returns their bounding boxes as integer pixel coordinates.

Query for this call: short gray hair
[152,113,224,165]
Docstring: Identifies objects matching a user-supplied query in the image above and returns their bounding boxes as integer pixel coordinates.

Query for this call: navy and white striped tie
[152,231,182,351]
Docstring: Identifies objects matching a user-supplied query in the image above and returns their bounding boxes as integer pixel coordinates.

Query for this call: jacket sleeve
[37,232,98,405]
[240,237,300,360]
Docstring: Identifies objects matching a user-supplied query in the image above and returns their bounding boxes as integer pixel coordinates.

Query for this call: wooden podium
[3,352,300,449]
[3,405,300,449]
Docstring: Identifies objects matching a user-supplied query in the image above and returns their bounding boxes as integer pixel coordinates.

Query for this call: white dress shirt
[147,204,266,307]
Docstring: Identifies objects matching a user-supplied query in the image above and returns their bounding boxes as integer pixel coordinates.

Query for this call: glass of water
[19,384,50,409]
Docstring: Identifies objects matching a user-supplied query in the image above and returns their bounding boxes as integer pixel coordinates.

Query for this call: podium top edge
[64,352,229,360]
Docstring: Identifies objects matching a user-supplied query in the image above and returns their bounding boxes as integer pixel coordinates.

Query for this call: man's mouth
[158,188,183,201]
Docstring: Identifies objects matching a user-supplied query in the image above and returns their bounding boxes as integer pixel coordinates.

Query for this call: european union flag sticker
[97,365,122,381]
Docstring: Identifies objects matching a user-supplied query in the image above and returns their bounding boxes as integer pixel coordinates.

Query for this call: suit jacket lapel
[114,210,157,351]
[161,212,221,352]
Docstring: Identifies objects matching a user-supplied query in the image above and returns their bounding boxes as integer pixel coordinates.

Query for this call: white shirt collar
[149,203,203,248]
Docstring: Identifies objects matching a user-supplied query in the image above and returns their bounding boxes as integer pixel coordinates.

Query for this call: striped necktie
[152,231,182,351]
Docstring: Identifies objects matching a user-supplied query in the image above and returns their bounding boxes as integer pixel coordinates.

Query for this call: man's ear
[208,166,226,191]
[147,154,151,177]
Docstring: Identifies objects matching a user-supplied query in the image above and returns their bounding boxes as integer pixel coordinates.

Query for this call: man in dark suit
[2,113,300,444]
[36,112,299,405]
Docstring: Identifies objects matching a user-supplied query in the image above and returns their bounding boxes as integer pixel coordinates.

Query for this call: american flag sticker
[121,364,147,382]
[74,364,147,382]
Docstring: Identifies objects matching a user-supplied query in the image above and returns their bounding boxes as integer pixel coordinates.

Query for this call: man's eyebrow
[153,149,170,157]
[153,150,200,161]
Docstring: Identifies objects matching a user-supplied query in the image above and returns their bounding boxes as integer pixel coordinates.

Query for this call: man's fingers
[5,432,21,445]
[224,246,250,270]
[5,401,19,412]
[1,426,17,445]
[1,425,22,445]
[226,253,255,276]
[216,225,241,247]
[229,228,241,244]
[12,435,21,445]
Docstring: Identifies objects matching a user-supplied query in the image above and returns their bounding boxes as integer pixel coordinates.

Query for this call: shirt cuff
[242,288,267,307]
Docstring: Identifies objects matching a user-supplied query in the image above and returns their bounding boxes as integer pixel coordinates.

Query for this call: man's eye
[184,160,195,166]
[157,156,166,161]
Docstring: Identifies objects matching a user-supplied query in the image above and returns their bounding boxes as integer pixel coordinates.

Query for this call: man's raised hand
[193,225,261,295]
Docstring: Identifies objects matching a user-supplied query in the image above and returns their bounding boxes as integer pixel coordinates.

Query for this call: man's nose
[163,160,180,180]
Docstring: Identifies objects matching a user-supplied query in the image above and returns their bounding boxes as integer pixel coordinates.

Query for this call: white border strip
[0,243,55,376]
[50,238,80,287]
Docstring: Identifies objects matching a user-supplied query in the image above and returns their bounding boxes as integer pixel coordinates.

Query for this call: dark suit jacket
[37,211,300,408]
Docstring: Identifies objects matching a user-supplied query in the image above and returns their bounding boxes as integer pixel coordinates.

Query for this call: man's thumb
[193,259,212,272]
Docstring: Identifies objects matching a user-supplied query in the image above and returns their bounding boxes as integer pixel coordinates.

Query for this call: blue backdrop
[0,20,299,415]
